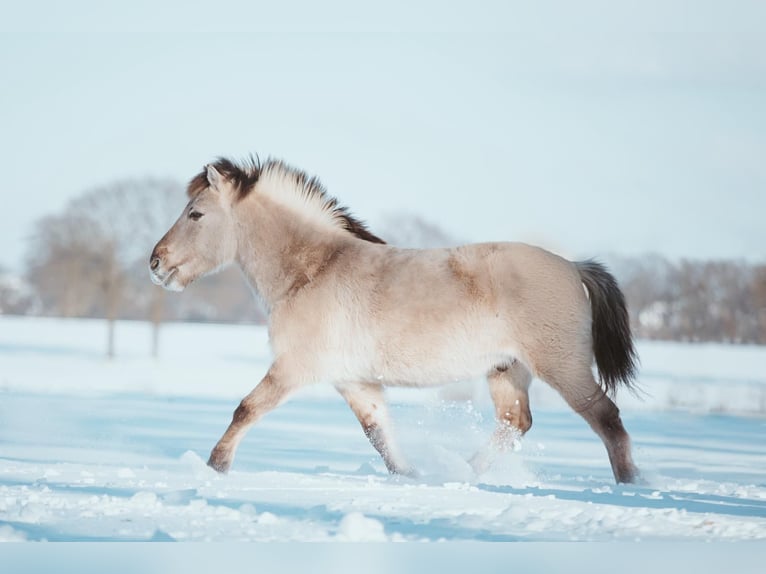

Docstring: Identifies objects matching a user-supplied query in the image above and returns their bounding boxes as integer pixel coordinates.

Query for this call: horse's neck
[234,197,346,310]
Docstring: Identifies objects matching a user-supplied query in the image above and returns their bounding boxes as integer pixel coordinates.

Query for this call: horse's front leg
[208,365,293,473]
[336,382,415,477]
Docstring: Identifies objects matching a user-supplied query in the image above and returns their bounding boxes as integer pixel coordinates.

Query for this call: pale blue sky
[1,0,765,271]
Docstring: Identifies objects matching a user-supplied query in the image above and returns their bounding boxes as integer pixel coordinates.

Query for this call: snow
[1,316,765,542]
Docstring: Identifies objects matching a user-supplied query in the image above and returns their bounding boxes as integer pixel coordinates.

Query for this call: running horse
[149,157,640,483]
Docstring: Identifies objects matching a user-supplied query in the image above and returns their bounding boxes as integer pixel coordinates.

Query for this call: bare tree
[72,178,183,357]
[26,212,107,318]
[26,179,184,357]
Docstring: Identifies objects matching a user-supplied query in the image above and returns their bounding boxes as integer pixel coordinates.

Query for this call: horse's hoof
[207,453,231,474]
[615,468,642,485]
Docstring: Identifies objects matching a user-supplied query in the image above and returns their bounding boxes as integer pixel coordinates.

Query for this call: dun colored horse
[150,157,639,483]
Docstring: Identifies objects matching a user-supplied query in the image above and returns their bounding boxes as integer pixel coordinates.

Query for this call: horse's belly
[382,354,511,387]
[369,325,517,387]
[297,307,520,386]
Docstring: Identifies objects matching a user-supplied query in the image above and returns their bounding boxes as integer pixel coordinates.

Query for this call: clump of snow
[257,512,279,525]
[337,512,388,541]
[180,450,217,480]
[130,491,159,507]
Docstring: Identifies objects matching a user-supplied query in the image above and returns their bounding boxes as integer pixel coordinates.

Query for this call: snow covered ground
[1,316,765,542]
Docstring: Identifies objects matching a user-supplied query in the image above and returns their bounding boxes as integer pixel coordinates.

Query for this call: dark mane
[266,160,387,245]
[188,156,386,245]
[187,156,261,200]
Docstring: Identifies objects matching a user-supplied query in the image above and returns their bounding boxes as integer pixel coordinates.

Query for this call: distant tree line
[0,180,764,355]
[607,254,766,345]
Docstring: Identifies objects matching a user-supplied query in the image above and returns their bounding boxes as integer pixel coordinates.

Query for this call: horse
[149,156,640,483]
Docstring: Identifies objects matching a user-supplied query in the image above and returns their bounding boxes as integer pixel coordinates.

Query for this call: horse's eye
[189,211,204,221]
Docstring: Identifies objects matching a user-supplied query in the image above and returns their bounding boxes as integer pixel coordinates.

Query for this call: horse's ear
[206,164,223,191]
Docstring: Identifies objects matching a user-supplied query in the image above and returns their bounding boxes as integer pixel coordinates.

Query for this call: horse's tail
[575,260,639,396]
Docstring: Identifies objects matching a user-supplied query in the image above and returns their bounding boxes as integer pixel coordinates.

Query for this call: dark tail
[576,260,639,396]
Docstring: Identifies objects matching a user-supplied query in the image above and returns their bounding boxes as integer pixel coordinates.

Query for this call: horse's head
[149,164,239,291]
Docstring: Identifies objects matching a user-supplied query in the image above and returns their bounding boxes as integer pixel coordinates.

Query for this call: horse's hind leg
[540,362,638,484]
[470,360,533,474]
[208,365,293,473]
[336,382,415,477]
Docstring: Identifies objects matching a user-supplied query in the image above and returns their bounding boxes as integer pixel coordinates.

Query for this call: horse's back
[421,241,586,312]
[359,240,590,382]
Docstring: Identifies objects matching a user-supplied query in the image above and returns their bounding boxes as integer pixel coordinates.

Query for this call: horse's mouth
[150,267,179,289]
[161,268,178,287]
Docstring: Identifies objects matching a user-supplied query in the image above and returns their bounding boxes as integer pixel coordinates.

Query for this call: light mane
[187,157,385,244]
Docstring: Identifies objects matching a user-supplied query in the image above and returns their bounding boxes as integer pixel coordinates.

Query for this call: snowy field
[1,316,765,542]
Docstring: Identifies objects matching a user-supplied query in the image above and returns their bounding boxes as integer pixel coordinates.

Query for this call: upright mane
[187,157,386,245]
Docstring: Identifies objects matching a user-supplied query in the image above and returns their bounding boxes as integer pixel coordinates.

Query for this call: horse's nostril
[150,257,160,271]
